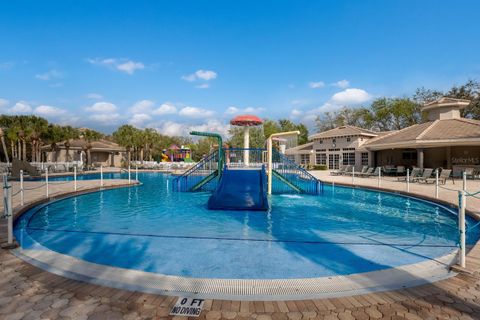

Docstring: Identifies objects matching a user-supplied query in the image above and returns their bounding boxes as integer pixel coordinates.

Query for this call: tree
[82,129,103,166]
[28,116,48,162]
[113,125,136,167]
[62,126,80,162]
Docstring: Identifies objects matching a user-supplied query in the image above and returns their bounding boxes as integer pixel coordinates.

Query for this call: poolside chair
[422,169,452,185]
[358,167,374,177]
[345,166,368,176]
[330,165,350,176]
[363,167,381,178]
[396,166,405,176]
[464,167,476,180]
[397,168,422,182]
[413,168,433,183]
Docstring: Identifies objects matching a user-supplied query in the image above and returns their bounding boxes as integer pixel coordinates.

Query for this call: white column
[244,126,250,166]
[417,148,424,169]
[458,190,466,268]
[20,170,24,206]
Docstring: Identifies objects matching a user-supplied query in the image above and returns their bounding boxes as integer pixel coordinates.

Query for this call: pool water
[14,172,480,279]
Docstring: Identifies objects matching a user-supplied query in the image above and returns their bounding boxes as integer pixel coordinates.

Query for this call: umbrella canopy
[230,115,263,126]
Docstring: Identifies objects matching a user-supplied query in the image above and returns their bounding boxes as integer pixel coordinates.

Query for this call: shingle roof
[285,142,313,154]
[308,125,378,140]
[42,139,125,152]
[364,118,480,150]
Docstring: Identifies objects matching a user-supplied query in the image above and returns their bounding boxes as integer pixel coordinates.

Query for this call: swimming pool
[14,172,480,280]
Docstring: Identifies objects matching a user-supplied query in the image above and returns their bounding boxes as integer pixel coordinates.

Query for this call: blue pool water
[14,172,480,279]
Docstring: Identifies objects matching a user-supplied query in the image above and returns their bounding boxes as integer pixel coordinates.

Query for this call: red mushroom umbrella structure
[230,115,263,166]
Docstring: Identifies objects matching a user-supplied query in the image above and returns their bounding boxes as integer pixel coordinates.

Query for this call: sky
[1,0,479,136]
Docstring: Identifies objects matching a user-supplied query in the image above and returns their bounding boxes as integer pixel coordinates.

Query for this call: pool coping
[10,176,474,301]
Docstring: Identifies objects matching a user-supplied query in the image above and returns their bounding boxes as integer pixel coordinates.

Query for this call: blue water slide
[208,166,269,211]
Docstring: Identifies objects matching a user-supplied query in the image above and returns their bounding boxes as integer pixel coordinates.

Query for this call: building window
[300,154,310,164]
[329,154,340,170]
[346,137,351,142]
[342,148,355,151]
[328,148,340,151]
[316,153,326,165]
[361,152,368,166]
[319,140,323,144]
[332,138,336,143]
[342,152,355,165]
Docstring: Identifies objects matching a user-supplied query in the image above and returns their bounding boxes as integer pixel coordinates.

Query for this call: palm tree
[28,116,48,162]
[6,126,20,159]
[113,125,136,167]
[82,129,103,167]
[62,126,80,162]
[0,128,9,164]
[144,128,158,161]
[44,124,66,162]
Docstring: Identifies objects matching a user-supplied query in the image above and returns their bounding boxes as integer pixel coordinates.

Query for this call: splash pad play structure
[173,115,323,210]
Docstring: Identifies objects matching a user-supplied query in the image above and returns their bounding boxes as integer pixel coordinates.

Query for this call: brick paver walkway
[1,174,480,319]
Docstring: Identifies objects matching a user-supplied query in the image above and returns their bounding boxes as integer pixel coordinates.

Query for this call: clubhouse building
[286,97,480,175]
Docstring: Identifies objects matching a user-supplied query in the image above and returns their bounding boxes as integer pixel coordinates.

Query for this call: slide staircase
[208,165,269,211]
[271,149,323,195]
[172,150,221,192]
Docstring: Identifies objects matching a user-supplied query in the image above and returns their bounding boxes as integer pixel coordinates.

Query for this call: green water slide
[189,131,223,191]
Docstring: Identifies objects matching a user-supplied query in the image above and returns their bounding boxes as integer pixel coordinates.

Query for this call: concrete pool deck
[1,176,480,319]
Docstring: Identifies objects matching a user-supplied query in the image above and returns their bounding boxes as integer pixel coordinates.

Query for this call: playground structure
[172,119,323,211]
[166,145,192,162]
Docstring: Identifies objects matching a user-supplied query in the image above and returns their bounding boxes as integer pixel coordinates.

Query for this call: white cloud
[116,61,145,75]
[179,106,214,118]
[182,69,217,82]
[290,109,303,118]
[153,103,177,115]
[309,81,325,89]
[195,83,210,89]
[333,79,350,89]
[86,101,118,113]
[8,101,32,114]
[158,119,229,137]
[224,106,265,115]
[130,99,155,114]
[0,98,8,108]
[89,113,120,124]
[129,113,152,127]
[86,93,103,100]
[330,88,371,105]
[87,58,145,75]
[34,105,67,116]
[35,69,62,81]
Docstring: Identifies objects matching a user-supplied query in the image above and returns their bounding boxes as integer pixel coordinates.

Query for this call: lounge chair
[422,169,452,184]
[345,166,368,176]
[397,168,422,182]
[330,165,350,176]
[363,167,381,178]
[414,168,433,183]
[358,167,374,177]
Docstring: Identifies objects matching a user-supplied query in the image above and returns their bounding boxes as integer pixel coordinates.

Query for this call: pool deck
[1,176,480,319]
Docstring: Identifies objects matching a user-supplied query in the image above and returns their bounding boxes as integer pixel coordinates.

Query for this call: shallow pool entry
[14,172,480,279]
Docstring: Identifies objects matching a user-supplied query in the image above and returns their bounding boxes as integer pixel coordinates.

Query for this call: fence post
[352,167,355,185]
[20,169,24,206]
[378,167,381,188]
[100,165,103,187]
[74,166,77,191]
[458,190,466,268]
[463,171,467,207]
[135,165,138,181]
[2,173,13,248]
[406,168,410,192]
[45,167,49,198]
[435,169,439,199]
[128,165,131,184]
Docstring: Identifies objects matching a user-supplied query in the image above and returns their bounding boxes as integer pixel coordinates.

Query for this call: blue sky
[1,0,479,135]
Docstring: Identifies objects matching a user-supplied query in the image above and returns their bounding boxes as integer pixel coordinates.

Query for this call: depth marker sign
[170,297,205,317]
